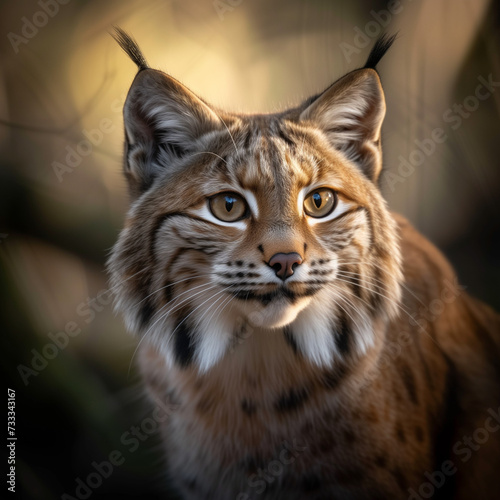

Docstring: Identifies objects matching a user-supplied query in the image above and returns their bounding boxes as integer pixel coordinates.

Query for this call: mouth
[229,282,322,306]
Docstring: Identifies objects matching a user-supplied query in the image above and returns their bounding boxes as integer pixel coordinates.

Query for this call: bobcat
[108,29,500,499]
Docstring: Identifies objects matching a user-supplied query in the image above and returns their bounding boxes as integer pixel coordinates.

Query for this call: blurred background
[1,0,499,498]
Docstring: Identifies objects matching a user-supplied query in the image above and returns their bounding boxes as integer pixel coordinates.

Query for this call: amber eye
[303,188,337,218]
[209,192,248,222]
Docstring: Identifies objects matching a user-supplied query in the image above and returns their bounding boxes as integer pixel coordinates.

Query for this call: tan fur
[108,32,500,499]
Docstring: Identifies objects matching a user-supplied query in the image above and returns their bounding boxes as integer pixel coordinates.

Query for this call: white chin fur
[124,285,375,374]
[235,296,312,329]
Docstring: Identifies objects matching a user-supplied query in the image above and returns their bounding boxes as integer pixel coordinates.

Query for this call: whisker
[335,258,427,308]
[135,274,215,306]
[325,282,374,321]
[334,273,412,316]
[336,267,424,309]
[192,287,235,334]
[326,279,440,348]
[328,268,389,289]
[330,290,366,341]
[127,283,219,376]
[213,111,239,156]
[169,285,238,341]
[147,283,221,336]
[188,151,227,164]
[108,268,147,294]
[333,268,415,307]
[201,292,234,329]
[213,294,236,327]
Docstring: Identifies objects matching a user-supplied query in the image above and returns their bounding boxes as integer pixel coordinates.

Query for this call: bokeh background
[1,0,499,498]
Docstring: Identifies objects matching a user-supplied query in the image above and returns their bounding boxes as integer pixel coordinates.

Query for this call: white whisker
[135,274,214,306]
[188,151,227,164]
[127,282,219,376]
[108,268,147,294]
[336,257,425,307]
[214,111,239,156]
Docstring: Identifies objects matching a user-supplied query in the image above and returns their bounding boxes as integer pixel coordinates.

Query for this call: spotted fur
[108,31,500,499]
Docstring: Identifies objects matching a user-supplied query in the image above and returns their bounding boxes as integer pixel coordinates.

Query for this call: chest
[141,327,448,499]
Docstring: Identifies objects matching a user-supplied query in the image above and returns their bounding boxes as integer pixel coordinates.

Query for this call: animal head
[108,29,402,372]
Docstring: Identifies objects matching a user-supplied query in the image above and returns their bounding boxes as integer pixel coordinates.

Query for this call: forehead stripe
[150,211,244,257]
[276,124,297,149]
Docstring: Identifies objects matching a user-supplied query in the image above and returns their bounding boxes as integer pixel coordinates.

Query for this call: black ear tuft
[364,33,397,70]
[112,27,149,70]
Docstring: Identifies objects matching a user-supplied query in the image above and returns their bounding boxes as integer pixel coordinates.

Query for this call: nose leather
[268,252,303,281]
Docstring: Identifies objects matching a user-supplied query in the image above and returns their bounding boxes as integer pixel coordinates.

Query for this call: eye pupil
[225,197,234,212]
[313,192,322,208]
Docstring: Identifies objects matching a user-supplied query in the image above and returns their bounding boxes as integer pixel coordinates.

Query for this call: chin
[236,295,313,329]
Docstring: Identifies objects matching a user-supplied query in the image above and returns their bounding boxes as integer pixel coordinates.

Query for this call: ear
[122,69,222,197]
[299,68,386,182]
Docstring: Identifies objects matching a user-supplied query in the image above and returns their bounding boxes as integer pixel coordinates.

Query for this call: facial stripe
[151,212,215,256]
[276,121,297,149]
[333,313,351,356]
[243,129,254,151]
[173,317,196,367]
[138,297,155,329]
[306,198,355,225]
[339,263,362,299]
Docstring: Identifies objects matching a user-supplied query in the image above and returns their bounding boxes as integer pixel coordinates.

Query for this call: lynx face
[108,32,402,373]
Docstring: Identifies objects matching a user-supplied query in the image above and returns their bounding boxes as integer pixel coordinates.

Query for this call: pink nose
[268,252,303,281]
